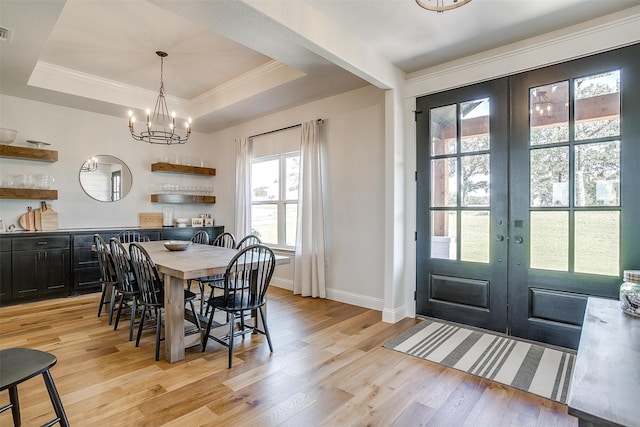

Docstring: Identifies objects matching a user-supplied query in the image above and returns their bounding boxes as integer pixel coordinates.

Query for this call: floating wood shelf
[151,194,216,204]
[151,162,216,176]
[0,188,58,200]
[0,144,58,162]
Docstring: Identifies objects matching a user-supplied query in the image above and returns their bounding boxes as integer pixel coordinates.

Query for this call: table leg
[164,274,185,363]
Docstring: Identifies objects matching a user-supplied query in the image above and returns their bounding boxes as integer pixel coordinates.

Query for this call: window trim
[251,151,299,250]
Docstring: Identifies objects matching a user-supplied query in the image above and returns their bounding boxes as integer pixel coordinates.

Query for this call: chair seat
[0,348,57,390]
[0,348,69,427]
[208,294,264,312]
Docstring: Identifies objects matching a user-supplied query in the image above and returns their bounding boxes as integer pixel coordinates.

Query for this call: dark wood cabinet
[0,239,11,304]
[71,226,223,294]
[0,225,225,304]
[11,236,70,299]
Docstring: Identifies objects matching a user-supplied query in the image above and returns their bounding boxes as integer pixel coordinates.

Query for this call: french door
[416,44,640,349]
[416,78,509,333]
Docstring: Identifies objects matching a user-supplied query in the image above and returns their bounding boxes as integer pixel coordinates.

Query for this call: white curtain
[294,120,326,298]
[234,137,251,238]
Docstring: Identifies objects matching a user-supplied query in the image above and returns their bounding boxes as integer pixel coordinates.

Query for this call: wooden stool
[0,348,69,427]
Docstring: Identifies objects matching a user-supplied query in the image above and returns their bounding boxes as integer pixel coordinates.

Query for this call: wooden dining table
[135,240,290,363]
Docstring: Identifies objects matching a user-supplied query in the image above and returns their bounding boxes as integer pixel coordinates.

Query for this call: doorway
[415,44,640,349]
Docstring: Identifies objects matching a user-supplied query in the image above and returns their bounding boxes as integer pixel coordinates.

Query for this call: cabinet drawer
[73,232,119,248]
[0,238,10,252]
[74,248,98,267]
[12,236,70,251]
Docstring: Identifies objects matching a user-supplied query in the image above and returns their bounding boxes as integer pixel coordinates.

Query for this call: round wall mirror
[79,155,132,202]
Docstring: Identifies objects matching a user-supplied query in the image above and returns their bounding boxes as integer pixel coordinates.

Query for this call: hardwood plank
[0,287,579,426]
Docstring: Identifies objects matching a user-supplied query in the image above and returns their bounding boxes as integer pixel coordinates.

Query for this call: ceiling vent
[0,26,13,42]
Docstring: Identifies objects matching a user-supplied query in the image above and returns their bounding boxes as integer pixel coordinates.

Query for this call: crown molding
[27,58,305,120]
[405,7,640,97]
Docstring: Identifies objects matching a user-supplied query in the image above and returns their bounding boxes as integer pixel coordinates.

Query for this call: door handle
[513,236,524,244]
[496,235,504,242]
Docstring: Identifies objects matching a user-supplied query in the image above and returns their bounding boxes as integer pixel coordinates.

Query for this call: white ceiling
[1,0,638,133]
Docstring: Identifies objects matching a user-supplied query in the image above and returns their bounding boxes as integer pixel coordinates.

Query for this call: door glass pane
[461,98,490,153]
[461,154,490,207]
[431,158,457,207]
[530,146,569,207]
[575,141,620,207]
[285,156,300,200]
[431,210,456,260]
[251,159,279,201]
[575,70,620,140]
[285,203,297,246]
[251,204,277,244]
[574,211,619,276]
[461,210,489,263]
[530,211,569,271]
[530,81,569,145]
[431,105,457,156]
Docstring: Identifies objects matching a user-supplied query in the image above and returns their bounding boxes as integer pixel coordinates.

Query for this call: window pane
[431,210,456,260]
[431,104,457,156]
[574,211,619,276]
[530,211,568,271]
[575,70,620,140]
[575,141,620,206]
[461,211,489,263]
[530,146,569,207]
[251,204,277,244]
[251,159,279,202]
[285,156,300,200]
[461,154,490,207]
[530,81,569,145]
[431,158,457,207]
[285,203,297,246]
[461,98,490,153]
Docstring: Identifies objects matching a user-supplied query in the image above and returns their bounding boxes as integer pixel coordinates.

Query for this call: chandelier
[128,51,192,145]
[81,156,98,172]
[415,0,472,12]
[531,90,553,117]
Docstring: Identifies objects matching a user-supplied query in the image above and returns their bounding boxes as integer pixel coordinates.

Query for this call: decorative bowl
[175,217,189,228]
[163,240,192,251]
[0,128,17,144]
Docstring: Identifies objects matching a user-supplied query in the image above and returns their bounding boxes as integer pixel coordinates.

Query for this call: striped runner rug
[383,319,576,403]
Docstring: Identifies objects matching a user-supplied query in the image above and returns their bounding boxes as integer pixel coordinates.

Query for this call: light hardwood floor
[0,287,578,426]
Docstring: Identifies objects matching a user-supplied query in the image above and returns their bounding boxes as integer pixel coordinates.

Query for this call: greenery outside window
[251,152,299,248]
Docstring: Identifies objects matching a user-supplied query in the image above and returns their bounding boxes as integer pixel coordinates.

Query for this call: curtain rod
[248,118,323,139]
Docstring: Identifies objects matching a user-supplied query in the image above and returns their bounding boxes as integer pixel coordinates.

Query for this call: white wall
[0,95,222,229]
[211,85,387,307]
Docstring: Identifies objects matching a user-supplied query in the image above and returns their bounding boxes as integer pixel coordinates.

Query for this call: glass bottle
[620,270,640,317]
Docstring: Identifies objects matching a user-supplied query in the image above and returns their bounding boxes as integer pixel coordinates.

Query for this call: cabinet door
[0,252,11,303]
[12,251,40,298]
[41,248,70,293]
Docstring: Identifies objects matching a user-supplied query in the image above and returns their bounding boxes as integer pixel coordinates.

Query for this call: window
[528,70,621,276]
[251,152,299,248]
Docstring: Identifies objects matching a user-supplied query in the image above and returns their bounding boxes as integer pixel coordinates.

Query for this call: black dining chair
[201,232,238,315]
[212,232,236,249]
[235,234,262,250]
[186,230,211,314]
[109,237,141,341]
[94,234,117,322]
[128,242,201,361]
[116,230,150,243]
[190,230,210,245]
[201,244,276,368]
